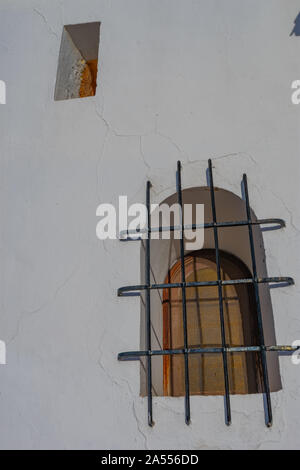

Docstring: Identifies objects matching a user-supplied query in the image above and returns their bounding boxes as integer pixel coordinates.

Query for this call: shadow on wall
[290,13,300,36]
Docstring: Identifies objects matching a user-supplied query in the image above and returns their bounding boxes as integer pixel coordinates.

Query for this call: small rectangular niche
[54,22,100,101]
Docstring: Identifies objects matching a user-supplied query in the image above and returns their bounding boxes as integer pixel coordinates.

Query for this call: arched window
[138,185,282,400]
[163,250,262,396]
[118,160,296,427]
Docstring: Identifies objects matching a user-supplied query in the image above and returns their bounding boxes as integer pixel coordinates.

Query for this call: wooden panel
[163,250,262,396]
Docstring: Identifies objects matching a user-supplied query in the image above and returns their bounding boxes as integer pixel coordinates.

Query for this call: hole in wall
[54,22,100,101]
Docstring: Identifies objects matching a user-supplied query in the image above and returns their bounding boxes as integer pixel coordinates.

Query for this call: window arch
[139,185,282,398]
[163,249,262,396]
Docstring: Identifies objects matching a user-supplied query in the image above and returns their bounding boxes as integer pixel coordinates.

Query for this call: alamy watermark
[0,81,6,359]
[0,340,6,365]
[291,340,300,365]
[96,196,204,250]
[0,80,6,104]
[291,80,300,104]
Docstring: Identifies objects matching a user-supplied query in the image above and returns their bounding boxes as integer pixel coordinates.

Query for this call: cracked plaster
[0,0,299,450]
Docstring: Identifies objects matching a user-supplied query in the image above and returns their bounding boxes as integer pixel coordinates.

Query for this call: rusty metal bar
[118,345,300,361]
[117,276,294,297]
[208,158,231,425]
[176,161,191,425]
[145,181,153,426]
[119,218,285,241]
[243,173,272,427]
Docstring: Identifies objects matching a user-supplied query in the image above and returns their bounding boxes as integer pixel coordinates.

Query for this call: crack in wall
[8,264,79,345]
[33,8,59,39]
[97,354,149,448]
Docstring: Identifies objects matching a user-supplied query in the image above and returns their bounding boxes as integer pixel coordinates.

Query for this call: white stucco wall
[0,0,300,449]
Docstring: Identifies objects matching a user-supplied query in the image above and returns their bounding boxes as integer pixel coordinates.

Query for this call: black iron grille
[117,159,298,427]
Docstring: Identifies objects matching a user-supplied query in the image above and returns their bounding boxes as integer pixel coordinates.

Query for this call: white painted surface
[0,0,300,449]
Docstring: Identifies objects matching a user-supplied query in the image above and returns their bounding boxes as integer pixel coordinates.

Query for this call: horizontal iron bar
[118,345,300,361]
[119,218,285,240]
[117,276,294,296]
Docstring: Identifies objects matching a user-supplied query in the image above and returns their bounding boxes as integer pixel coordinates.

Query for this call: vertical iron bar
[208,159,231,425]
[176,161,191,425]
[243,173,272,427]
[146,181,153,426]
